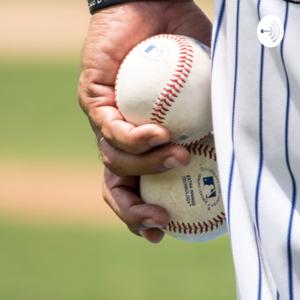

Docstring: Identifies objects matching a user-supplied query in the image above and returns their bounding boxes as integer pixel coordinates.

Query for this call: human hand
[78,0,212,243]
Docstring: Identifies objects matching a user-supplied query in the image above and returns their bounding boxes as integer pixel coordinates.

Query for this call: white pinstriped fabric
[211,0,300,299]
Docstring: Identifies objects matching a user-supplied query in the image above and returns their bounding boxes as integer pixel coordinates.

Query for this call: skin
[78,0,212,243]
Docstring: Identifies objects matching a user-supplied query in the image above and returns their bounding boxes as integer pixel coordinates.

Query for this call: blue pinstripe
[212,0,299,298]
[254,45,265,239]
[254,226,263,300]
[254,4,264,297]
[280,3,297,300]
[227,155,235,234]
[257,0,262,19]
[255,0,264,239]
[212,0,226,64]
[227,0,240,234]
[212,0,297,300]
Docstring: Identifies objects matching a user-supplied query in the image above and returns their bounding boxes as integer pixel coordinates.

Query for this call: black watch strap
[88,0,134,14]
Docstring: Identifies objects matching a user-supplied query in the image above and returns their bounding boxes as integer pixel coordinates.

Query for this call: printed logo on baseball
[140,134,226,242]
[115,34,212,144]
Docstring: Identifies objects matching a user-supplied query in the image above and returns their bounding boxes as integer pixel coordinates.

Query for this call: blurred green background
[0,1,236,299]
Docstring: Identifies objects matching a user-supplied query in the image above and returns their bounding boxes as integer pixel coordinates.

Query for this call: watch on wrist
[88,0,135,14]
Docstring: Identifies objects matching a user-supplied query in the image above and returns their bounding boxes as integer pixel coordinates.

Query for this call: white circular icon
[257,15,284,48]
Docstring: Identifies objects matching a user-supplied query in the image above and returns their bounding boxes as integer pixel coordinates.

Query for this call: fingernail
[163,156,182,169]
[142,219,164,229]
[149,136,168,147]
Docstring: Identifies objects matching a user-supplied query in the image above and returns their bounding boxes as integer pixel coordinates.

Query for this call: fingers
[134,228,165,244]
[101,140,191,176]
[79,67,171,155]
[80,85,171,155]
[78,71,116,113]
[91,106,171,154]
[103,169,170,243]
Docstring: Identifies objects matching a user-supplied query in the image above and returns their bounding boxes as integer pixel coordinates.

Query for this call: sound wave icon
[261,21,281,43]
[257,16,284,48]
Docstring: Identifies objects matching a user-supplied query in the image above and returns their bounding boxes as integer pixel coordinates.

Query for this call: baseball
[115,34,212,144]
[140,134,226,242]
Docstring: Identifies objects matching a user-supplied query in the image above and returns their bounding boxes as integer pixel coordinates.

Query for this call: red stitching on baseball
[177,221,182,233]
[149,35,194,124]
[163,88,178,98]
[197,222,203,233]
[167,83,181,94]
[160,106,169,113]
[184,137,217,161]
[203,222,209,232]
[193,223,198,234]
[154,107,166,115]
[166,213,226,235]
[158,98,172,107]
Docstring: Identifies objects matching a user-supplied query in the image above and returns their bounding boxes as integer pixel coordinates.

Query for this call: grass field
[0,220,235,300]
[0,60,236,299]
[0,61,97,162]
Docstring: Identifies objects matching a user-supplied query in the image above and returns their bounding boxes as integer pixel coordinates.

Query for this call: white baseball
[115,34,212,144]
[140,134,226,242]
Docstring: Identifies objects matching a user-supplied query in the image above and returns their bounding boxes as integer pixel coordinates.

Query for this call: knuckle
[77,84,87,113]
[100,125,113,144]
[101,154,125,176]
[80,68,94,84]
[80,86,96,115]
[86,82,96,96]
[77,70,98,114]
[101,152,114,170]
[100,143,130,176]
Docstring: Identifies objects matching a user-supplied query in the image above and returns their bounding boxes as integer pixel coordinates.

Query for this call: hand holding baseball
[78,1,212,243]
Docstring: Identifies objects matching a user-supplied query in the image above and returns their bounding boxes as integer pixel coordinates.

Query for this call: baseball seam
[149,34,194,124]
[167,137,224,235]
[166,212,226,235]
[186,138,217,161]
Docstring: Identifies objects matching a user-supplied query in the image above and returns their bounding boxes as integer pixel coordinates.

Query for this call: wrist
[88,0,137,14]
[89,1,172,29]
[88,0,192,14]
